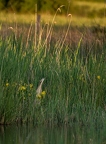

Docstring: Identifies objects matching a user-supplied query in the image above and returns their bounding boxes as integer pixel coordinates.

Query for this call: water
[0,124,106,144]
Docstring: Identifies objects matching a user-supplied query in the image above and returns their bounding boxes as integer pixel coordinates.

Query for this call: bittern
[36,78,45,95]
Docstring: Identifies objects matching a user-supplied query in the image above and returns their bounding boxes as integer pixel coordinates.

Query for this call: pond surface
[0,124,106,144]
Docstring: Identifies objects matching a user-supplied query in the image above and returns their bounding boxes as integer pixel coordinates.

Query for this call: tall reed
[0,14,106,125]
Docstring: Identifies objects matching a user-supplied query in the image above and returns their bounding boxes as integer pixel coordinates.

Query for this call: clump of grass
[0,12,106,126]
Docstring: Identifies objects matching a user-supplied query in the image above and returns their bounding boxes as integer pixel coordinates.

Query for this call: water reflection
[0,124,106,144]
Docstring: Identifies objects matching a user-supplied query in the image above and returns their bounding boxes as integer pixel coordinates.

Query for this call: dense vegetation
[0,18,106,125]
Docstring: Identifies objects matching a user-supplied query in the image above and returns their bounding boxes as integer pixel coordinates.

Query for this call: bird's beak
[39,78,45,84]
[41,78,45,82]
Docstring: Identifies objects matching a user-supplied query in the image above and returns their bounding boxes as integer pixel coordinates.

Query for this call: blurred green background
[0,0,105,18]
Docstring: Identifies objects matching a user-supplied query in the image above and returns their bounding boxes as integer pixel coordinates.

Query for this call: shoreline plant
[0,10,106,126]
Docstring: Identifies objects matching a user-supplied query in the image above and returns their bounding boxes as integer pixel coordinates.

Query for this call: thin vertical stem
[35,4,37,50]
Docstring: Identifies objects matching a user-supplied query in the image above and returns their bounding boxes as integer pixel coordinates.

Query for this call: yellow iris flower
[6,83,9,87]
[97,76,100,80]
[36,91,46,99]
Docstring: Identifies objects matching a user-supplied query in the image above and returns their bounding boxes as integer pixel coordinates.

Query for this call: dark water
[0,124,106,144]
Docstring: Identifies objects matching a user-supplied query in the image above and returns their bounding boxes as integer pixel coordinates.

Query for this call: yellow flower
[36,94,42,99]
[97,75,100,80]
[6,83,9,87]
[41,91,46,95]
[41,91,46,98]
[29,84,33,88]
[19,86,26,91]
[36,91,46,100]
